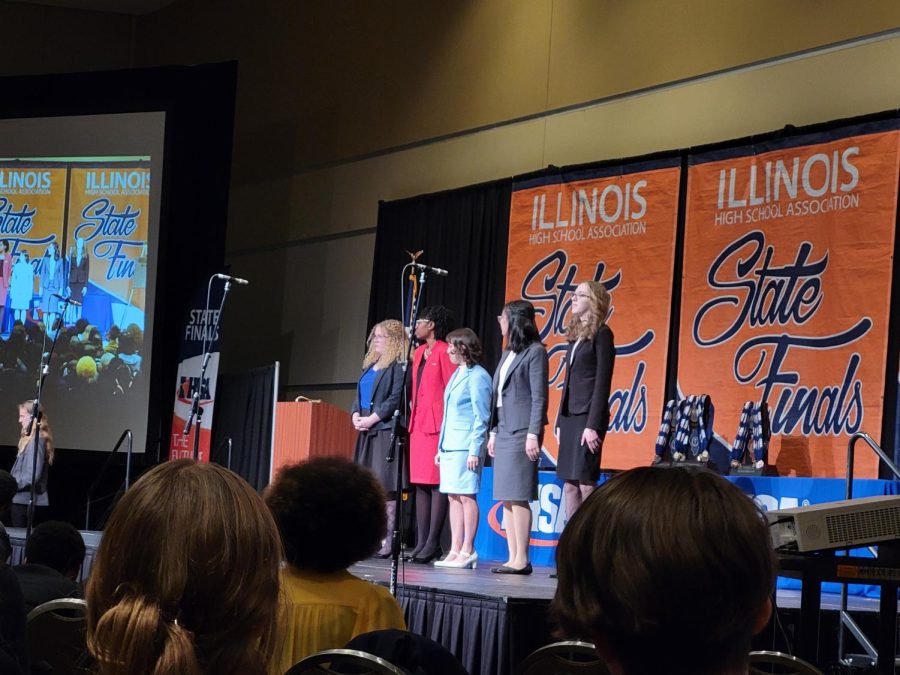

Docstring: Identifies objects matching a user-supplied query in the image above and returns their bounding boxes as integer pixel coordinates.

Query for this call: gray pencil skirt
[491,417,538,502]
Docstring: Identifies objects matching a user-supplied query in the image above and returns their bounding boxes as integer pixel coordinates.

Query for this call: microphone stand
[387,264,426,596]
[24,297,72,537]
[183,275,232,461]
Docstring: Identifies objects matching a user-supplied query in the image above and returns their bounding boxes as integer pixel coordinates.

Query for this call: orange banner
[680,122,899,478]
[0,166,67,295]
[507,160,681,469]
[67,166,150,312]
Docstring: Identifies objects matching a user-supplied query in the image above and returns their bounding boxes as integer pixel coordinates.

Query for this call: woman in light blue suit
[434,328,492,570]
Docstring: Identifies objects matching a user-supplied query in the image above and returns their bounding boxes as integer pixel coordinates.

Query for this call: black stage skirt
[556,412,601,483]
[354,422,407,493]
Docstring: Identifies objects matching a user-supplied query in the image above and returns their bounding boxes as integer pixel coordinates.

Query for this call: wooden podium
[272,399,357,477]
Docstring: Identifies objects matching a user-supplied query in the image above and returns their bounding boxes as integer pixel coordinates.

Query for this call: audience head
[265,457,386,573]
[500,299,540,353]
[25,521,86,579]
[446,328,483,367]
[363,319,409,369]
[76,355,99,383]
[417,305,455,342]
[86,460,283,675]
[552,466,775,675]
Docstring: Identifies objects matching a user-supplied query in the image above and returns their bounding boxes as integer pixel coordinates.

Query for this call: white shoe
[755,460,765,469]
[444,551,478,569]
[434,551,460,568]
[698,451,709,463]
[672,452,685,462]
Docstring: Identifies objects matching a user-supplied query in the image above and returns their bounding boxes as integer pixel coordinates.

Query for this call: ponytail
[88,594,201,675]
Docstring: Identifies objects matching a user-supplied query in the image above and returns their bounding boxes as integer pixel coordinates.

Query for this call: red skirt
[408,429,440,484]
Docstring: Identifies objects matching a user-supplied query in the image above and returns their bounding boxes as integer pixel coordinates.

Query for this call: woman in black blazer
[487,300,548,575]
[352,318,409,556]
[555,281,615,519]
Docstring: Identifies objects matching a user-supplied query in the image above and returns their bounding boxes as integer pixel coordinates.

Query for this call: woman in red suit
[405,305,455,563]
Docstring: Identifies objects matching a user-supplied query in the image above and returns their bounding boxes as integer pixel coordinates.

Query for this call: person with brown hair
[555,280,615,519]
[552,466,776,675]
[265,457,405,672]
[434,328,491,570]
[10,401,55,527]
[352,319,409,557]
[85,460,283,675]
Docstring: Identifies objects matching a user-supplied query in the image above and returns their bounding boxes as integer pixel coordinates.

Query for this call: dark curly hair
[25,520,86,577]
[265,458,387,573]
[420,305,455,341]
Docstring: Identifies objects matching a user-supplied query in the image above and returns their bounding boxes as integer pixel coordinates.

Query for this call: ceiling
[9,0,177,15]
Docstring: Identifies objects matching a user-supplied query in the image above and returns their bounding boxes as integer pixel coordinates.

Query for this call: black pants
[10,504,46,528]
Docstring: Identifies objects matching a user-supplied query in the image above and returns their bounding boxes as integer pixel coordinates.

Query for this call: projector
[766,495,900,552]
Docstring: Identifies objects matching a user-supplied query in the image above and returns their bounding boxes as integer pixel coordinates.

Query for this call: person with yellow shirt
[265,458,406,673]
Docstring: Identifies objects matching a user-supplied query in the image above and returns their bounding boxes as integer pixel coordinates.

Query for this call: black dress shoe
[549,572,558,579]
[411,548,441,564]
[491,562,534,574]
[492,563,533,575]
[402,550,421,562]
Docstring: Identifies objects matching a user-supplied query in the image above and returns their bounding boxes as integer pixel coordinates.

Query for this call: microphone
[52,292,81,307]
[413,262,449,277]
[213,273,249,285]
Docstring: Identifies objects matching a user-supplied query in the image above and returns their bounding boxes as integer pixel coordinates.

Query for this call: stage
[349,556,896,675]
[350,557,555,675]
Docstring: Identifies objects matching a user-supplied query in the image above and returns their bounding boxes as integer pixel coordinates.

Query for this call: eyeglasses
[415,319,432,324]
[372,334,387,340]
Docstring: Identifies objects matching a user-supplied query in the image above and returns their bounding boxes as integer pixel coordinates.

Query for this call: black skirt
[354,426,407,492]
[555,412,601,483]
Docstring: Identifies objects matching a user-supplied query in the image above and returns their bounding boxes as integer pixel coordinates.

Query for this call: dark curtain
[211,364,277,490]
[368,179,512,369]
[397,587,553,675]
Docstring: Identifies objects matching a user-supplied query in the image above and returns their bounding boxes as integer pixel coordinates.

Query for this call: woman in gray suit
[487,300,548,575]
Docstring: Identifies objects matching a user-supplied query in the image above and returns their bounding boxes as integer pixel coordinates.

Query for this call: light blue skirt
[439,450,481,495]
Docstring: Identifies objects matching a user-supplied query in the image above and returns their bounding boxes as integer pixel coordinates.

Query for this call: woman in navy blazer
[487,300,548,575]
[555,281,615,520]
[352,319,409,557]
[434,328,492,570]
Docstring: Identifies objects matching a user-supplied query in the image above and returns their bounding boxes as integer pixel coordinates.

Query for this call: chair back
[285,648,407,675]
[517,640,610,675]
[748,650,824,675]
[345,629,468,675]
[26,598,91,675]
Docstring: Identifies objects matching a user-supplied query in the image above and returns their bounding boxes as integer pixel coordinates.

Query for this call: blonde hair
[18,401,55,465]
[565,281,610,342]
[362,319,409,369]
[86,460,283,675]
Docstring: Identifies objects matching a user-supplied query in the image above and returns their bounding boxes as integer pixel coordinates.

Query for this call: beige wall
[4,0,900,408]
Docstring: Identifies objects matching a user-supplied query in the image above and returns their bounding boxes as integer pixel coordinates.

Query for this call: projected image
[0,160,150,436]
